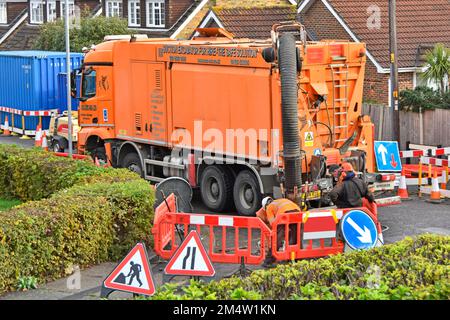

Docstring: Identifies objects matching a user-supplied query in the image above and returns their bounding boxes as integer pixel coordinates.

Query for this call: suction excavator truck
[73,23,376,215]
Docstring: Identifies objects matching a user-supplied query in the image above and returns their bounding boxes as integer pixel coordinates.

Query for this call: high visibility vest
[266,199,301,225]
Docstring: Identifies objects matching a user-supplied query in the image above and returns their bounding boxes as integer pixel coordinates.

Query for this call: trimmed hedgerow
[0,144,139,201]
[150,234,450,300]
[0,145,155,294]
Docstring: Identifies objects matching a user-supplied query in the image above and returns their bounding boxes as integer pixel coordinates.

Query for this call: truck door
[79,65,114,127]
[130,62,167,144]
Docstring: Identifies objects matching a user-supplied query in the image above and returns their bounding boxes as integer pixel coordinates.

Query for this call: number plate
[306,190,321,200]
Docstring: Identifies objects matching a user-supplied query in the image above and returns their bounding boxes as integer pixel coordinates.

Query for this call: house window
[0,1,7,24]
[30,0,44,24]
[128,0,141,27]
[106,0,123,18]
[146,0,165,27]
[47,1,57,22]
[60,0,75,18]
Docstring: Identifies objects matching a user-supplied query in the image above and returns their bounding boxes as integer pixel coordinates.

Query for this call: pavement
[0,135,449,300]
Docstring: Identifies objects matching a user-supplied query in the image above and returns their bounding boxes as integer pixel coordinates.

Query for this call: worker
[329,162,375,209]
[257,197,301,267]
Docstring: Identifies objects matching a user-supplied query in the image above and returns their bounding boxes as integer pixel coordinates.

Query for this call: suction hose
[279,33,302,197]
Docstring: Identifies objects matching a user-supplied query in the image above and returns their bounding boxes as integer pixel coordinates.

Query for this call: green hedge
[150,235,450,300]
[0,146,155,294]
[0,144,138,201]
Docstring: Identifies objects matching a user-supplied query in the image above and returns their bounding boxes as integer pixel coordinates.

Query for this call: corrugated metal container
[0,51,83,131]
[58,72,81,113]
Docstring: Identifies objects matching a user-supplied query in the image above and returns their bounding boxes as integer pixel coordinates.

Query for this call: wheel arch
[117,141,147,169]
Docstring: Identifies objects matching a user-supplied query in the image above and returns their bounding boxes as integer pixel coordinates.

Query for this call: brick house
[100,0,210,38]
[0,0,101,50]
[0,0,28,46]
[297,0,450,104]
[194,4,298,40]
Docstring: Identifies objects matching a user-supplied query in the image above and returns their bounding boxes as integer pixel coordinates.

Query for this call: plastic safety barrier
[271,205,381,261]
[152,194,272,265]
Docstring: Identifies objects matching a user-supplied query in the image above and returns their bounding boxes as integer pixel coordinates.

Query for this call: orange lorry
[74,24,375,215]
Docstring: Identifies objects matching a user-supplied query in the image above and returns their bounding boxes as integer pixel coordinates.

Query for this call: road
[0,135,449,299]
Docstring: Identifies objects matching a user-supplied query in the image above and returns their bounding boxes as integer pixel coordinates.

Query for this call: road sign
[341,210,378,250]
[165,230,215,277]
[374,141,402,172]
[103,243,155,296]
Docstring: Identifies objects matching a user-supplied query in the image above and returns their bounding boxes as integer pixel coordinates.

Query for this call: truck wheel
[121,153,143,177]
[200,166,233,212]
[233,170,262,216]
[51,139,64,153]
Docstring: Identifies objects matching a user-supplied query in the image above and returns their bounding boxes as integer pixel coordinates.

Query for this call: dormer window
[30,0,44,24]
[146,0,165,27]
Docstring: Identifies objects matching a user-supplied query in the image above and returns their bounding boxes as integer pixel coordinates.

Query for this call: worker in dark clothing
[329,162,375,208]
[127,261,143,287]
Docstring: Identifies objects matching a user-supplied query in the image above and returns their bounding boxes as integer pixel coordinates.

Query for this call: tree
[34,15,132,52]
[421,43,450,93]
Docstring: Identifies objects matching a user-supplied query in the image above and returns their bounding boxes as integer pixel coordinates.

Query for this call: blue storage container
[0,51,83,131]
[58,72,81,113]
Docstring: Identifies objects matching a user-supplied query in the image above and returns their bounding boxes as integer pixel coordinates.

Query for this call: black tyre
[200,166,234,212]
[121,153,143,177]
[233,170,262,216]
[51,139,65,153]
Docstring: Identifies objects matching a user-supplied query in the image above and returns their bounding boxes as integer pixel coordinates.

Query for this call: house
[0,1,101,50]
[194,5,298,39]
[100,0,210,38]
[0,0,28,48]
[297,0,450,104]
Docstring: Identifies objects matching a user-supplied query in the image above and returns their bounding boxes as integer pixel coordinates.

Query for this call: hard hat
[341,162,354,172]
[262,196,273,209]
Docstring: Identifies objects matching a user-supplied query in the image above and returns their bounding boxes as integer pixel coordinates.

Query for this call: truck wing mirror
[70,70,78,98]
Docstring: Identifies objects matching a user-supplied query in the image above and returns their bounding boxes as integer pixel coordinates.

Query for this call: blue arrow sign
[341,210,377,250]
[374,141,402,172]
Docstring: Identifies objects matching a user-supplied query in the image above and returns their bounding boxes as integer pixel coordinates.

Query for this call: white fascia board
[170,0,209,39]
[0,12,27,45]
[192,9,225,38]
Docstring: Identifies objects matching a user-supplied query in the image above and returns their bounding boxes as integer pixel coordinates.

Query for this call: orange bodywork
[77,36,374,173]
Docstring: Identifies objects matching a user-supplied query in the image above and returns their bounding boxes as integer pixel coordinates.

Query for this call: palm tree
[421,43,450,93]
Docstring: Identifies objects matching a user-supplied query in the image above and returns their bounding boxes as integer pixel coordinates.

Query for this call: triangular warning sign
[165,230,215,277]
[103,243,156,296]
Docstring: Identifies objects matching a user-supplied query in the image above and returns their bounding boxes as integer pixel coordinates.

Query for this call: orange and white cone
[34,124,42,147]
[41,131,48,151]
[427,170,443,203]
[2,116,11,136]
[440,170,447,190]
[397,169,410,200]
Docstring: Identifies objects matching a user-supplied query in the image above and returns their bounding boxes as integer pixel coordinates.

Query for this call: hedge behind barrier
[0,146,155,294]
[0,144,138,201]
[150,234,450,300]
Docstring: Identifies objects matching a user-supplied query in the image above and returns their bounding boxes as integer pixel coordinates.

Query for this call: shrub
[0,145,155,294]
[400,86,450,112]
[0,176,154,294]
[150,235,450,300]
[0,145,139,201]
[34,15,132,52]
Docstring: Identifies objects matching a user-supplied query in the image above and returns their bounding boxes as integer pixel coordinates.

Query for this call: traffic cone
[440,169,447,190]
[2,116,11,136]
[41,131,48,151]
[426,170,443,203]
[34,124,42,147]
[397,169,410,200]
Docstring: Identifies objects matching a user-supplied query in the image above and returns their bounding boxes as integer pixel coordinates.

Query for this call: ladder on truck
[330,63,349,146]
